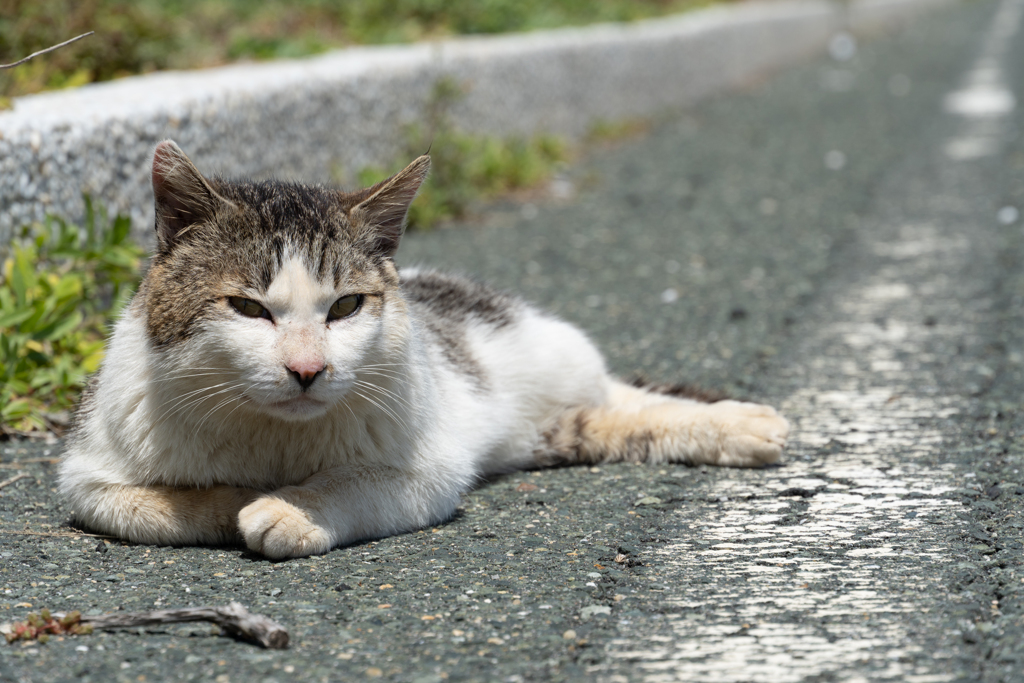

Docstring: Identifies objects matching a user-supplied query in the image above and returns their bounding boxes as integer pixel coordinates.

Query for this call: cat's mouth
[263,393,328,420]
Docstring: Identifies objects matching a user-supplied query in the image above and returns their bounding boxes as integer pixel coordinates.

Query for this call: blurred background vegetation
[0,0,720,99]
[1,203,143,436]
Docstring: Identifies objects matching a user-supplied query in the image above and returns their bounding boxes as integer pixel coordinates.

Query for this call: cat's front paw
[238,495,332,559]
[710,400,790,467]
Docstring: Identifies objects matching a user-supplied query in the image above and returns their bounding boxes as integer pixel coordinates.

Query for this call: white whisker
[159,379,238,416]
[355,380,415,411]
[194,392,247,433]
[159,382,233,417]
[358,369,405,382]
[182,382,247,422]
[148,371,234,384]
[353,389,408,430]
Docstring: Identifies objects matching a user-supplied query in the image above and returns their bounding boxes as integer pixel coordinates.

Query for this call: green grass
[0,0,726,100]
[353,79,569,230]
[0,200,144,436]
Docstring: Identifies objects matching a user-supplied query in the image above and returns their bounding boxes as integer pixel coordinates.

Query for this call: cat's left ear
[348,155,430,257]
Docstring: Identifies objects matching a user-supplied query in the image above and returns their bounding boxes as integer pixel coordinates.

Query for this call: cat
[58,140,790,559]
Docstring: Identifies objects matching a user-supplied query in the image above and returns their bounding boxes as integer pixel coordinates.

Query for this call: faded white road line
[614,229,966,681]
[602,1,1022,680]
[944,0,1022,159]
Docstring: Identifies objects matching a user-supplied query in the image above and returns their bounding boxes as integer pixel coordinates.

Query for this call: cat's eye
[328,294,362,322]
[228,296,271,320]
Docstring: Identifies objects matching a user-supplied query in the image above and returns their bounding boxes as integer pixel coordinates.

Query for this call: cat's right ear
[152,140,233,249]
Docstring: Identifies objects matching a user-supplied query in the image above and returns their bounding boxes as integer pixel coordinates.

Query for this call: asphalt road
[3,1,1024,681]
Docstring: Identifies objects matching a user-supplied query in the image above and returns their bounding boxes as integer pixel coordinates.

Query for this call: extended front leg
[67,483,259,546]
[238,465,464,559]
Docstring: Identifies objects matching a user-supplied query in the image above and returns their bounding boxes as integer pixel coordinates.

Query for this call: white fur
[59,261,615,557]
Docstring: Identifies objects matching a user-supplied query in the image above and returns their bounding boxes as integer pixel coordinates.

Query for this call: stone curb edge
[0,0,954,243]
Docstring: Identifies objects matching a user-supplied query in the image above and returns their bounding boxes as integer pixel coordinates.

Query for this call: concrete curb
[0,0,952,243]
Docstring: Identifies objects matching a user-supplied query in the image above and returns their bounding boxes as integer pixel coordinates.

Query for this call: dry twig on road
[73,603,289,649]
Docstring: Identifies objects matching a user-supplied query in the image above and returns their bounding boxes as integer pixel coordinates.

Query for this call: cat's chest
[221,429,345,487]
[149,408,399,488]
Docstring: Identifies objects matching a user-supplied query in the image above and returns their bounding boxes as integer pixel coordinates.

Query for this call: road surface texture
[3,1,1024,681]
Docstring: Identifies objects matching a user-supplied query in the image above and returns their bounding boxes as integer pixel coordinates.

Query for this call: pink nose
[286,360,325,390]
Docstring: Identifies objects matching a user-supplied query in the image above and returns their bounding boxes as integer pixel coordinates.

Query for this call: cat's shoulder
[399,268,521,329]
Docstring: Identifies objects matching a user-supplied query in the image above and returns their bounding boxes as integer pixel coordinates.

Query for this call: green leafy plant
[356,78,569,229]
[0,199,143,435]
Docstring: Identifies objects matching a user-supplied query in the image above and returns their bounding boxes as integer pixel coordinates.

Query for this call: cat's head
[143,140,429,423]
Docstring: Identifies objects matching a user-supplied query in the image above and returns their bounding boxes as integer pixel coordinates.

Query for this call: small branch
[64,603,289,649]
[0,32,94,70]
[0,473,31,490]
